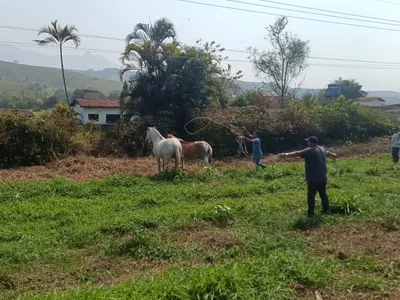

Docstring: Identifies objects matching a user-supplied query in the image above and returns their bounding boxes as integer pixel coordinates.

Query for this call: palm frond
[63,34,81,48]
[35,20,80,47]
[37,25,60,42]
[34,36,58,46]
[150,18,176,46]
[125,23,150,44]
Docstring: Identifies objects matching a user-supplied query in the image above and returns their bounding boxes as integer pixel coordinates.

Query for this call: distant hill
[1,58,399,105]
[0,44,118,70]
[0,60,122,96]
[235,81,400,105]
[73,68,121,81]
[73,68,135,82]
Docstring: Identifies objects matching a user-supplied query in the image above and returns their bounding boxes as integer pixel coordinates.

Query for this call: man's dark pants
[392,147,399,163]
[307,179,330,216]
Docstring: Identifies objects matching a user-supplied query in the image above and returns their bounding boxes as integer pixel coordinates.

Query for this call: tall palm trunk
[59,44,71,112]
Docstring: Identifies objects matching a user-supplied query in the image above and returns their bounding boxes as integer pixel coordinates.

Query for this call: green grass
[1,155,400,299]
[0,60,122,96]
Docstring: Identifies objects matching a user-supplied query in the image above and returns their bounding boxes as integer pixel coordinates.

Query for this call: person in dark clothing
[279,136,337,217]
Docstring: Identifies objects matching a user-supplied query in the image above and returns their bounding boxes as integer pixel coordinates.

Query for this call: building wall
[72,105,121,124]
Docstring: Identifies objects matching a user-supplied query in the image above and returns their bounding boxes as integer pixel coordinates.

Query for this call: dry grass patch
[4,255,201,296]
[292,285,399,300]
[169,222,240,252]
[303,222,400,263]
[0,137,388,183]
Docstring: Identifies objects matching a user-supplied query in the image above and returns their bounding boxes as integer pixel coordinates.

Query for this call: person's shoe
[322,210,331,215]
[307,211,315,217]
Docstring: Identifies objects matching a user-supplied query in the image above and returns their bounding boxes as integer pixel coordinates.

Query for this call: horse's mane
[167,134,187,143]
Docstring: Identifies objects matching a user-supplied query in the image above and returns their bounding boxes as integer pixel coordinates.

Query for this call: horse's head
[145,127,155,144]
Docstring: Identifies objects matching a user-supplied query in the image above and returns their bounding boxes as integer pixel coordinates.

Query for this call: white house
[354,97,385,107]
[71,91,122,125]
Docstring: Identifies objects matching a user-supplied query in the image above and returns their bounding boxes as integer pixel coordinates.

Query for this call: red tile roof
[73,98,120,108]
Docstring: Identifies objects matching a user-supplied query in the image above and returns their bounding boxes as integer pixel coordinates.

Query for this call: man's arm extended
[326,151,337,159]
[279,151,303,158]
[243,127,254,139]
[242,136,254,143]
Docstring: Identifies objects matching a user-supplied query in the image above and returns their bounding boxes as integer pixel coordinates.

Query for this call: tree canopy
[330,78,368,100]
[121,18,242,131]
[249,17,310,105]
[34,20,81,109]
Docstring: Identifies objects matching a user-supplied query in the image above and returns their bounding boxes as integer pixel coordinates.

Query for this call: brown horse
[167,134,213,165]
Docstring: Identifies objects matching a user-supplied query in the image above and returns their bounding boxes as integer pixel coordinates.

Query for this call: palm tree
[34,20,81,110]
[121,18,176,78]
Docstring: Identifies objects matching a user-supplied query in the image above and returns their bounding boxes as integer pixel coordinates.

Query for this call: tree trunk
[59,44,71,112]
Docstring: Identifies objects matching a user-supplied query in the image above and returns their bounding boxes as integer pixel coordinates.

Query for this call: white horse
[145,127,183,173]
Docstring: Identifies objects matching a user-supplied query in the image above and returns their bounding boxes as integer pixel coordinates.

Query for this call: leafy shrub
[190,98,398,157]
[212,205,233,224]
[0,105,99,168]
[98,111,175,156]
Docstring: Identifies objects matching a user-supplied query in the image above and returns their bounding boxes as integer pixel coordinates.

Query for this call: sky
[0,0,400,91]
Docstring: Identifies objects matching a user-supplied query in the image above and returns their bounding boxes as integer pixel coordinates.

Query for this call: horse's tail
[206,143,213,165]
[176,143,183,168]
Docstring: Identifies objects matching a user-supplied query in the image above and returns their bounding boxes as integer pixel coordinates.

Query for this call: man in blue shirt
[243,127,266,169]
[279,136,337,217]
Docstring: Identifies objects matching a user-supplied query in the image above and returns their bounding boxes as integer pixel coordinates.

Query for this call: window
[106,114,120,124]
[88,114,99,121]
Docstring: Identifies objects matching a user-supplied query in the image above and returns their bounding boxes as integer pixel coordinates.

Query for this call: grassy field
[1,154,400,299]
[0,61,122,96]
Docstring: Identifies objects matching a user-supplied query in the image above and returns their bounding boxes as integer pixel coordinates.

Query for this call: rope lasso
[184,117,248,156]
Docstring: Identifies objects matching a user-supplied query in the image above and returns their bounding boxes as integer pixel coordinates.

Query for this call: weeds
[381,215,400,232]
[2,156,400,299]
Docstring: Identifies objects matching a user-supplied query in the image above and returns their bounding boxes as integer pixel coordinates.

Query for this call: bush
[98,111,177,156]
[189,98,398,157]
[0,105,99,168]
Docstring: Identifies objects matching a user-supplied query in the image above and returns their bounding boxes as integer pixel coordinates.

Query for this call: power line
[0,40,122,54]
[310,64,400,70]
[227,60,400,69]
[0,25,126,42]
[377,0,400,5]
[2,40,400,66]
[310,56,400,65]
[2,23,400,65]
[1,41,399,70]
[260,0,400,24]
[179,0,400,33]
[228,0,400,27]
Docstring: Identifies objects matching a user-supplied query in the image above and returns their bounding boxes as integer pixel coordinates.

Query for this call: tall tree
[120,18,176,78]
[34,20,81,110]
[330,78,367,100]
[249,16,310,105]
[121,19,241,132]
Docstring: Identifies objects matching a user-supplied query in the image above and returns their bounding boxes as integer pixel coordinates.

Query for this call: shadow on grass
[330,205,362,215]
[293,215,323,231]
[149,170,209,183]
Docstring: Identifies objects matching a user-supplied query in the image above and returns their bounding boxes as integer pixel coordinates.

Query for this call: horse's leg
[203,144,211,165]
[157,157,161,173]
[175,147,183,170]
[163,156,169,172]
